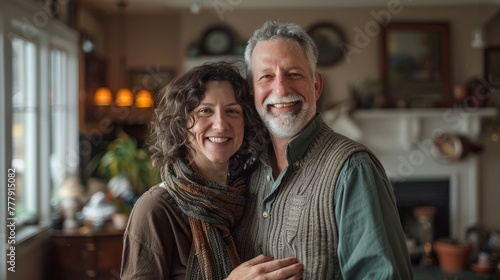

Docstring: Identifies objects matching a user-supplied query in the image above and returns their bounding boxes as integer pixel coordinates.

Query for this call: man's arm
[335,152,414,279]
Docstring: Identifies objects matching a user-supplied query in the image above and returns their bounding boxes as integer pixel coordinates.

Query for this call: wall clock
[200,26,234,55]
[307,22,347,67]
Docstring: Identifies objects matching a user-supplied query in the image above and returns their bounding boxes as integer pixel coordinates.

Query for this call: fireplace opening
[391,179,450,256]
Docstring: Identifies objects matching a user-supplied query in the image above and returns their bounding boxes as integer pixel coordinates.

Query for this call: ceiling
[81,0,500,14]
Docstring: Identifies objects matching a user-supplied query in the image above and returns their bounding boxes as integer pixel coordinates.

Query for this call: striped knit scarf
[164,160,246,280]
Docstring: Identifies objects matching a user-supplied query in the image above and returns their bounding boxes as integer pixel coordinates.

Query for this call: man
[234,21,414,279]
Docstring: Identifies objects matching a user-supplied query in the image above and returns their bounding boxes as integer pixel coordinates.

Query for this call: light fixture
[471,7,486,50]
[93,1,153,109]
[135,89,154,108]
[116,88,134,107]
[470,25,485,49]
[81,32,96,54]
[190,0,202,14]
[94,87,113,106]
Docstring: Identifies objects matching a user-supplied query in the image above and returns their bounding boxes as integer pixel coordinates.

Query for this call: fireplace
[326,107,496,240]
[392,178,450,244]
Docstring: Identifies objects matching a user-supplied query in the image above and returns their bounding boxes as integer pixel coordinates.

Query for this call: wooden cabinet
[48,227,124,280]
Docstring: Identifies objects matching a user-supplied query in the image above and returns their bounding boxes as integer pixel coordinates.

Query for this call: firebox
[392,178,450,245]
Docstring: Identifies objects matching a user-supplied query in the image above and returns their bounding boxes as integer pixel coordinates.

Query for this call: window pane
[50,49,67,190]
[11,37,38,222]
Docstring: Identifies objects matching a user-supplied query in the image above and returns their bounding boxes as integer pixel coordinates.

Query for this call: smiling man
[235,21,414,279]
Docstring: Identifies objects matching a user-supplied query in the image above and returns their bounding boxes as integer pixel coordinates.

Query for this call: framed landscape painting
[380,22,451,108]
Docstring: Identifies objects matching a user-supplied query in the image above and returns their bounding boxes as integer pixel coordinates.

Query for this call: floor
[413,266,495,280]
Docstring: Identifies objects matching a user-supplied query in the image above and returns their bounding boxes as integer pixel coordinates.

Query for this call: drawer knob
[86,243,97,251]
[86,269,97,277]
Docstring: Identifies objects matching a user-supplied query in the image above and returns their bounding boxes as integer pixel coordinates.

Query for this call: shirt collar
[260,113,324,169]
[286,113,323,164]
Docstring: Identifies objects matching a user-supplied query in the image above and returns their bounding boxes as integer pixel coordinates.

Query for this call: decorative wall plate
[200,26,234,55]
[307,22,347,67]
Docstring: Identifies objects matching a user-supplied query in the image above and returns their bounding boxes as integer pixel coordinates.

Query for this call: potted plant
[434,238,473,272]
[104,188,133,229]
[89,132,161,195]
[87,132,161,228]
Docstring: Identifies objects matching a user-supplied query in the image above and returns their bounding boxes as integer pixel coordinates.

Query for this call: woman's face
[188,81,245,168]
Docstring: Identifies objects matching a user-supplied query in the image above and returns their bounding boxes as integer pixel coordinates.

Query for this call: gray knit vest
[235,123,385,279]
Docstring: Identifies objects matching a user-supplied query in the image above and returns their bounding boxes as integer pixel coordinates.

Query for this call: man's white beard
[260,103,309,139]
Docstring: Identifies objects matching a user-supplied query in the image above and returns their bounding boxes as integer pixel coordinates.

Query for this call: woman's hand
[225,254,303,280]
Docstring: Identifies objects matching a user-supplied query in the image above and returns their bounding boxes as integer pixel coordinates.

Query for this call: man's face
[251,39,322,140]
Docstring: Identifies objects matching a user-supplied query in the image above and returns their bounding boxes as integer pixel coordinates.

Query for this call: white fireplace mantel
[351,108,497,153]
[326,107,497,239]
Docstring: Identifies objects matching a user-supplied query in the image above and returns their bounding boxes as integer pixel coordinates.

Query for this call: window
[11,36,38,223]
[0,0,79,264]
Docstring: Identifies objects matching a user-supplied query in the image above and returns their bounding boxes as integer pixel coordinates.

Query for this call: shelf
[348,108,497,153]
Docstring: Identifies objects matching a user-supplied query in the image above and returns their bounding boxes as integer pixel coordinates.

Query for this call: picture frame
[307,22,347,67]
[380,22,451,108]
[129,67,175,95]
[484,46,500,88]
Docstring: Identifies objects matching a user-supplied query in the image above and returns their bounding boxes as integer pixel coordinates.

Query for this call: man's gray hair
[244,21,319,84]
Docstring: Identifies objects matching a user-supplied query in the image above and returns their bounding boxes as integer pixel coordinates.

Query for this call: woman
[121,62,303,280]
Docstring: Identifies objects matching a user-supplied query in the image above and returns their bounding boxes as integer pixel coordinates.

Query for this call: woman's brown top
[121,184,191,280]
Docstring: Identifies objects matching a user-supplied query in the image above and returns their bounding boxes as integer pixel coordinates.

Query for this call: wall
[482,10,500,231]
[101,12,181,92]
[87,4,500,232]
[178,5,500,231]
[7,229,51,280]
[486,8,500,45]
[179,5,498,104]
[77,6,109,130]
[78,5,107,57]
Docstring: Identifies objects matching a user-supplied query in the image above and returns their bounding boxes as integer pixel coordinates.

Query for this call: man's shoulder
[315,123,368,153]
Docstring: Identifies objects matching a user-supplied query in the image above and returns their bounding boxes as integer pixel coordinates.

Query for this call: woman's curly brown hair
[149,61,267,177]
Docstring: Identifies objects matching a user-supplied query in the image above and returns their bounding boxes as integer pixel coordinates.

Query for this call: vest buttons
[262,211,269,218]
[266,175,271,181]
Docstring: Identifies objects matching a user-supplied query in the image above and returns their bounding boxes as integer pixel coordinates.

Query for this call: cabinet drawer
[49,229,124,280]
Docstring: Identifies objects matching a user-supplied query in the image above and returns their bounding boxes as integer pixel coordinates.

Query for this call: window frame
[0,1,79,277]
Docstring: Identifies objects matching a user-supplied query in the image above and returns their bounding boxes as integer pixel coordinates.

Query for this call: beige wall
[8,229,50,280]
[100,13,181,92]
[480,133,500,230]
[178,5,499,105]
[87,5,500,231]
[179,5,500,232]
[482,11,500,230]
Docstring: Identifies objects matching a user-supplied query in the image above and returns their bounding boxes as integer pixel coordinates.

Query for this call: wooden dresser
[48,225,124,280]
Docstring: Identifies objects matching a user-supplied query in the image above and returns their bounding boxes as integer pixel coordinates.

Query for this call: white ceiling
[81,0,500,14]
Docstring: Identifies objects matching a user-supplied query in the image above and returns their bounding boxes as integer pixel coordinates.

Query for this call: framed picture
[307,22,347,67]
[129,67,175,95]
[380,22,451,108]
[484,46,500,88]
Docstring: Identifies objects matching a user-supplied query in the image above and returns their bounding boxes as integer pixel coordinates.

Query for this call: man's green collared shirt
[257,114,413,279]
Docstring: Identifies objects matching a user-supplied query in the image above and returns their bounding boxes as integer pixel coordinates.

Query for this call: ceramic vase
[112,213,129,230]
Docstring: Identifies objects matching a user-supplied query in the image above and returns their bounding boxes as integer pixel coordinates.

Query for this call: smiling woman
[122,62,304,279]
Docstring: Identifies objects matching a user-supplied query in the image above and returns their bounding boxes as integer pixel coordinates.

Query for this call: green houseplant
[88,132,161,203]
